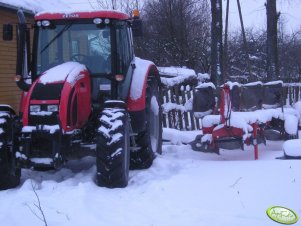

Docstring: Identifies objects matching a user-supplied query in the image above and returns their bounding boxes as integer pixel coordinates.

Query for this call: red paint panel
[22,79,40,126]
[127,78,147,112]
[127,64,159,112]
[30,100,60,105]
[59,70,91,132]
[35,10,129,21]
[212,125,244,139]
[19,92,27,114]
[203,126,215,134]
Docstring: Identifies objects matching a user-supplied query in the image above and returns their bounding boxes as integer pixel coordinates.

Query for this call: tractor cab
[32,11,139,104]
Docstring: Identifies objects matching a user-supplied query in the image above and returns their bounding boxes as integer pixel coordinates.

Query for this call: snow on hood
[39,62,87,85]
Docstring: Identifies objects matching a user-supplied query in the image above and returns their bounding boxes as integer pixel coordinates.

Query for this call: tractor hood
[22,61,91,131]
[38,62,87,85]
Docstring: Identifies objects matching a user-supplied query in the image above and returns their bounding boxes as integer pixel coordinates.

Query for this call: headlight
[47,105,59,112]
[30,105,41,112]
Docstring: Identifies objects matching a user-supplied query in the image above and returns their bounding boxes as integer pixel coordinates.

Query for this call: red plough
[191,81,299,159]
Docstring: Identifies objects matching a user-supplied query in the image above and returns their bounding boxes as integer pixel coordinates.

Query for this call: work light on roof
[41,20,50,27]
[93,18,102,24]
[104,18,110,24]
[36,21,42,27]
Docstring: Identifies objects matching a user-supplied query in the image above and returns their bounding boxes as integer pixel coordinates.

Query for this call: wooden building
[0,3,33,111]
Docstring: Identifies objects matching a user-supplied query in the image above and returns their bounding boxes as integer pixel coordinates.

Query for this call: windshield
[36,23,112,75]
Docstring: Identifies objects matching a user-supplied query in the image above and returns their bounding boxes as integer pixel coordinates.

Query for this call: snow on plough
[191,81,300,159]
[0,9,162,190]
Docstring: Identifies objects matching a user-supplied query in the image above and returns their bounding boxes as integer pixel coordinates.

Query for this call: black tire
[96,107,130,188]
[0,111,21,190]
[130,76,163,169]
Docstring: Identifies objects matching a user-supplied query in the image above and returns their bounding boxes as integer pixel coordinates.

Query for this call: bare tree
[26,180,48,226]
[210,0,224,86]
[266,0,279,81]
[140,0,211,72]
[94,0,139,15]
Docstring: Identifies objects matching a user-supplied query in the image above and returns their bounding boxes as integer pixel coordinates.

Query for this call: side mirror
[132,19,143,37]
[3,24,13,41]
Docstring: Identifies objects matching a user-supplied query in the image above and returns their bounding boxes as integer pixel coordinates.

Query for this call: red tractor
[0,9,162,189]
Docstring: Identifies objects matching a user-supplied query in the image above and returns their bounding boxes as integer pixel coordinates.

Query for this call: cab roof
[35,10,129,21]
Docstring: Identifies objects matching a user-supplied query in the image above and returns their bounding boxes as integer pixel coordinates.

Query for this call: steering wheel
[71,54,89,64]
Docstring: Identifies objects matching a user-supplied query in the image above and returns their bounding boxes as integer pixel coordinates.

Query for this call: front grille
[31,83,64,100]
[28,105,59,126]
[28,113,58,126]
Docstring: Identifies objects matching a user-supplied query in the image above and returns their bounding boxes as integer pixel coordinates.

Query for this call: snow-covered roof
[0,0,71,14]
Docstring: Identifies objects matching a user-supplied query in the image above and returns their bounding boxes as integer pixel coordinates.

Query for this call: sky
[225,0,301,33]
[66,0,301,34]
[0,0,300,34]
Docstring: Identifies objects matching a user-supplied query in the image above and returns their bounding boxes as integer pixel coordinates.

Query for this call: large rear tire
[130,76,163,169]
[0,111,21,190]
[96,106,130,188]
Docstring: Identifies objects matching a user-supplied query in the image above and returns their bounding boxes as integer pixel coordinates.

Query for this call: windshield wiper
[40,22,74,54]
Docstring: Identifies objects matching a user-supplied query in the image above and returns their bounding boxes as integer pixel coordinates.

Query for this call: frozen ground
[0,129,300,226]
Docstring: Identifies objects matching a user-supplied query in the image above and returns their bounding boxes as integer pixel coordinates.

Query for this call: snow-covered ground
[0,129,300,226]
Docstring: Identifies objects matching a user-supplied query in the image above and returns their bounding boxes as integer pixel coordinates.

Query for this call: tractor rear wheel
[130,76,163,169]
[0,111,21,190]
[96,105,130,188]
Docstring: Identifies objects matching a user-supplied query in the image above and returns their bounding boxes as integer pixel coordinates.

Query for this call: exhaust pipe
[16,9,30,92]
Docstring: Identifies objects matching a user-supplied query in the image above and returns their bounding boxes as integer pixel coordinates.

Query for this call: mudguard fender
[0,105,15,115]
[127,57,159,112]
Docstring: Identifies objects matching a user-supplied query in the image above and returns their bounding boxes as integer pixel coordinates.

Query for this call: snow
[16,151,27,160]
[0,118,6,125]
[130,57,154,101]
[194,109,213,119]
[151,96,159,116]
[158,67,196,77]
[163,128,200,145]
[283,114,299,135]
[197,73,210,82]
[195,82,216,89]
[283,139,301,157]
[294,101,301,124]
[161,74,197,88]
[30,158,53,165]
[202,115,221,128]
[39,62,86,85]
[203,107,300,137]
[225,81,241,89]
[0,129,300,226]
[98,118,123,137]
[108,133,123,145]
[162,102,186,113]
[0,113,9,118]
[22,125,60,134]
[243,81,263,87]
[30,111,53,116]
[264,80,283,86]
[0,0,71,13]
[111,148,122,158]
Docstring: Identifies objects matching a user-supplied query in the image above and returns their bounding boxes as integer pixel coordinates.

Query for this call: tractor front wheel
[96,104,130,188]
[0,111,21,190]
[130,76,163,169]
